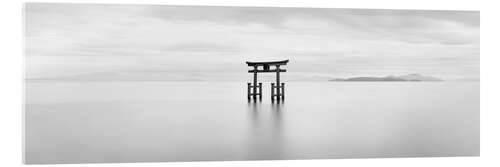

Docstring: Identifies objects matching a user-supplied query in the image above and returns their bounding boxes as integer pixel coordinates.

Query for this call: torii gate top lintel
[246,60,289,73]
[245,60,289,67]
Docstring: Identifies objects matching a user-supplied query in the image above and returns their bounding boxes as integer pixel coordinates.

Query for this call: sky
[25,3,479,81]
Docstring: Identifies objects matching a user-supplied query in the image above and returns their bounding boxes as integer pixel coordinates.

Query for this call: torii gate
[246,60,289,102]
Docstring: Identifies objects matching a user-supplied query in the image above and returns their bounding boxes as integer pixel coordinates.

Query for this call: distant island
[329,74,443,82]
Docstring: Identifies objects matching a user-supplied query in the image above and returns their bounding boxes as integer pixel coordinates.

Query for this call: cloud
[24,3,479,80]
[162,42,243,53]
[147,5,479,45]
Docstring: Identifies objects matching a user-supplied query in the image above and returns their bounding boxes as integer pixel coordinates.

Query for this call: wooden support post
[276,65,281,102]
[281,83,285,100]
[247,82,251,100]
[253,65,257,100]
[258,83,262,99]
[271,83,275,102]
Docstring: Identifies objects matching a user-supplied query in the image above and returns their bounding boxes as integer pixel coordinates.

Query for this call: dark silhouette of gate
[246,60,289,102]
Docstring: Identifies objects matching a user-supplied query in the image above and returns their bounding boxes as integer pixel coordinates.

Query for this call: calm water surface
[25,81,479,164]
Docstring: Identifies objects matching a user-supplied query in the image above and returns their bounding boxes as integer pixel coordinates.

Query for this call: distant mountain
[396,74,443,81]
[329,74,443,82]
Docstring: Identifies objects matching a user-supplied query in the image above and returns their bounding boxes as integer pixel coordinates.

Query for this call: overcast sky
[25,3,479,81]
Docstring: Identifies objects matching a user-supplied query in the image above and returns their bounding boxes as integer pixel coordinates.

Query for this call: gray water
[24,81,479,164]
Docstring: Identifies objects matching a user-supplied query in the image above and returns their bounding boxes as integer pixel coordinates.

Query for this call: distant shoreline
[329,74,444,82]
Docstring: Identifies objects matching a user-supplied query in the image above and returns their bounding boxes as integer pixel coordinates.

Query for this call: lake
[24,81,479,164]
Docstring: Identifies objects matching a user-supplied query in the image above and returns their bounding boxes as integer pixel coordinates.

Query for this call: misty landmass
[330,74,443,82]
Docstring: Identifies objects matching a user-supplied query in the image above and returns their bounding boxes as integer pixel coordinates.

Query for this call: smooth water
[24,81,479,164]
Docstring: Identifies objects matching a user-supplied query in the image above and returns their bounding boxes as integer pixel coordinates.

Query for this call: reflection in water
[25,82,479,163]
[246,102,286,159]
[270,102,284,159]
[270,102,283,137]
